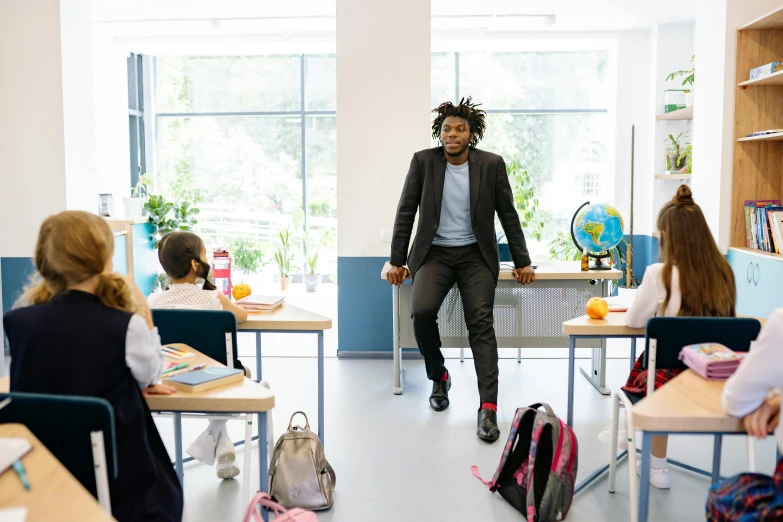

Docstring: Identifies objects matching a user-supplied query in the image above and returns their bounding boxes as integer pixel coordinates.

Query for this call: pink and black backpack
[472,403,578,522]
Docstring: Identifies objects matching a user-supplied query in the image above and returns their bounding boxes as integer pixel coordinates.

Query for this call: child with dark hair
[148,231,248,479]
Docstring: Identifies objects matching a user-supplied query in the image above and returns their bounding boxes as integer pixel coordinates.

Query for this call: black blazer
[390,146,531,280]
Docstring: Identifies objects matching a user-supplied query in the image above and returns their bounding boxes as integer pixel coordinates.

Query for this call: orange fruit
[586,297,609,319]
[232,283,252,301]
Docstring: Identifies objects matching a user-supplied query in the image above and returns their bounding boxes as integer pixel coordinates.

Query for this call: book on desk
[236,295,285,312]
[163,367,244,393]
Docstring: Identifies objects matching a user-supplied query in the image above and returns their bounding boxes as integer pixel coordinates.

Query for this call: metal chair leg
[517,348,521,363]
[608,392,620,493]
[460,347,464,362]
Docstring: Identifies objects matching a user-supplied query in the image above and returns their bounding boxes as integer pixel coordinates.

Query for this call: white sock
[651,455,667,470]
[207,419,228,438]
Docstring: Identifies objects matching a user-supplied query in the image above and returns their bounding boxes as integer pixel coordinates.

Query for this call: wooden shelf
[737,132,783,142]
[739,70,783,87]
[729,246,783,261]
[656,106,694,120]
[655,174,692,180]
[740,6,783,30]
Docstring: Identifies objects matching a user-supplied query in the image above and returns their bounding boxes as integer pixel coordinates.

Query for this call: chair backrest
[152,309,239,368]
[0,392,117,497]
[643,317,762,371]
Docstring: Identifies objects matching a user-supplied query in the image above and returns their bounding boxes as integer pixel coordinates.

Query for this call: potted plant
[123,173,152,220]
[274,226,295,291]
[664,132,688,172]
[302,229,332,292]
[667,54,695,107]
[678,142,693,174]
[144,194,200,246]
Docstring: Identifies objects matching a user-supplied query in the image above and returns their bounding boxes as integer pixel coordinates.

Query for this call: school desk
[237,304,331,444]
[0,423,115,522]
[632,370,752,522]
[382,261,623,396]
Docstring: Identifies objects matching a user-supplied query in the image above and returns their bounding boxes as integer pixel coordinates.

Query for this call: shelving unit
[738,69,783,87]
[737,132,783,142]
[655,106,694,120]
[729,5,783,319]
[655,174,692,180]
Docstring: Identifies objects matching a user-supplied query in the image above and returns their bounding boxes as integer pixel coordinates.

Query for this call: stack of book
[744,200,783,253]
[236,295,285,312]
[679,343,745,380]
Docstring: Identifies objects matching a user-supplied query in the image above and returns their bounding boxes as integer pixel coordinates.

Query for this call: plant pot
[122,197,144,220]
[304,274,321,292]
[685,91,694,108]
[279,276,292,291]
[666,153,685,172]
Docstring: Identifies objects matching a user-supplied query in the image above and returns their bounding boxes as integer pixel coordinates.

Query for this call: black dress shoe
[477,408,501,442]
[429,374,451,411]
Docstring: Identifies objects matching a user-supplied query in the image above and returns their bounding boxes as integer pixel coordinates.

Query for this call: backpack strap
[324,460,337,490]
[528,403,556,419]
[287,411,311,431]
[471,465,492,487]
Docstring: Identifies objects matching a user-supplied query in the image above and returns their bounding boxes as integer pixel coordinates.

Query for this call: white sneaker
[597,422,628,450]
[186,430,218,466]
[217,460,240,479]
[216,429,237,465]
[636,460,671,489]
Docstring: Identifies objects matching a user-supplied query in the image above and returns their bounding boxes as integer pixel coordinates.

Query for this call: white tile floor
[156,353,778,522]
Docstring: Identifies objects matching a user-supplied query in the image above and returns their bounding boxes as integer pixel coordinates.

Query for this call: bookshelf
[655,174,691,180]
[655,106,694,120]
[730,246,783,260]
[731,6,783,251]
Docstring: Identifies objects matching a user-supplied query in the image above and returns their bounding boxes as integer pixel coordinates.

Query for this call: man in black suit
[387,98,535,442]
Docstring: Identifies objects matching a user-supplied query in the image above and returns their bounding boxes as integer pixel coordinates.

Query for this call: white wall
[336,0,432,257]
[61,0,98,212]
[694,0,782,251]
[0,0,67,257]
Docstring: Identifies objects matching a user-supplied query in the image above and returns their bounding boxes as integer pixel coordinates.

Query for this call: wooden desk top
[0,424,115,522]
[239,303,332,331]
[149,344,275,413]
[562,312,645,336]
[0,346,275,413]
[381,261,622,281]
[632,370,743,433]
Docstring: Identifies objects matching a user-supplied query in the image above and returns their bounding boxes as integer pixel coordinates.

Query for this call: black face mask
[196,259,216,290]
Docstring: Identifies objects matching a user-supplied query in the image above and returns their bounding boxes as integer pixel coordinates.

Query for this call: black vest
[4,291,183,522]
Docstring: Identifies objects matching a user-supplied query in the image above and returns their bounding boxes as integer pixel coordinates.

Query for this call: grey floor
[155,353,778,522]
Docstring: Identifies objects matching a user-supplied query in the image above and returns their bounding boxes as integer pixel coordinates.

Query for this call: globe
[571,202,624,255]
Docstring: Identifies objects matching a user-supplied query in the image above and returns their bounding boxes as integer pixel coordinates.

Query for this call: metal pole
[627,124,635,288]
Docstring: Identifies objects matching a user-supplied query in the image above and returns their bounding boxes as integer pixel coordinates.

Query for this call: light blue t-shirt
[432,160,476,247]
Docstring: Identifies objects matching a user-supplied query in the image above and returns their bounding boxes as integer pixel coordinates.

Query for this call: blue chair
[0,392,116,513]
[152,309,240,369]
[607,317,762,522]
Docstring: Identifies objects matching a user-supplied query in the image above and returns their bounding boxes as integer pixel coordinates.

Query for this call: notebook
[163,367,244,393]
[603,295,634,312]
[0,507,28,522]
[679,343,745,380]
[0,438,32,476]
[237,295,285,312]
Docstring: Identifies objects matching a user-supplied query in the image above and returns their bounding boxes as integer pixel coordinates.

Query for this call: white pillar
[336,0,432,258]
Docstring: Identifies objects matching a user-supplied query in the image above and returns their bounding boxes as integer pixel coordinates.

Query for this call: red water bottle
[212,248,232,297]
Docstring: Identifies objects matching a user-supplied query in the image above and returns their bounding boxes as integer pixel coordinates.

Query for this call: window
[128,52,145,188]
[431,49,615,259]
[153,55,337,275]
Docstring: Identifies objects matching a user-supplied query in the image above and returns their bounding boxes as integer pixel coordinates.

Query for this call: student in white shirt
[707,310,783,519]
[149,231,248,480]
[598,185,736,490]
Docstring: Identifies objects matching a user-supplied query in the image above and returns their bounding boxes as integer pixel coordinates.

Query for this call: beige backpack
[269,412,336,511]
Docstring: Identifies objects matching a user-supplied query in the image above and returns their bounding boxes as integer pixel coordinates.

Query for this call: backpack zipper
[552,420,565,472]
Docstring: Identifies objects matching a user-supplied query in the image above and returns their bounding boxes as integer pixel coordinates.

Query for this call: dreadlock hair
[431,97,487,148]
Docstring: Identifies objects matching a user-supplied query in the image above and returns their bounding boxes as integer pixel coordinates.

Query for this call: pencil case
[679,343,745,380]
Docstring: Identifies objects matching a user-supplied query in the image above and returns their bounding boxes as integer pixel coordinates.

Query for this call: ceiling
[92,0,696,33]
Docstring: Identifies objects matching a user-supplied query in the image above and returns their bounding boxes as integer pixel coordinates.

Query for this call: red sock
[441,371,449,381]
[481,402,497,412]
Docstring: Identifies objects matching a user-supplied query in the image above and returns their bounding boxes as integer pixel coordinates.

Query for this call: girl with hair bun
[597,185,737,490]
[3,210,183,522]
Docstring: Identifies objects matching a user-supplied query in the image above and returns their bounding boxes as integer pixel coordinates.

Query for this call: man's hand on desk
[513,265,535,285]
[743,395,781,439]
[386,265,409,285]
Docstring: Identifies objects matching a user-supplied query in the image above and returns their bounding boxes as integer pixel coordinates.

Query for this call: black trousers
[411,244,498,404]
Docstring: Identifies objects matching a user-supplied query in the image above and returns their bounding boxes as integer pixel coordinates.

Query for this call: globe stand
[590,255,612,271]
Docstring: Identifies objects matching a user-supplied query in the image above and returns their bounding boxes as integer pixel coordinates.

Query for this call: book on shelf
[747,129,783,137]
[236,295,285,312]
[744,200,782,253]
